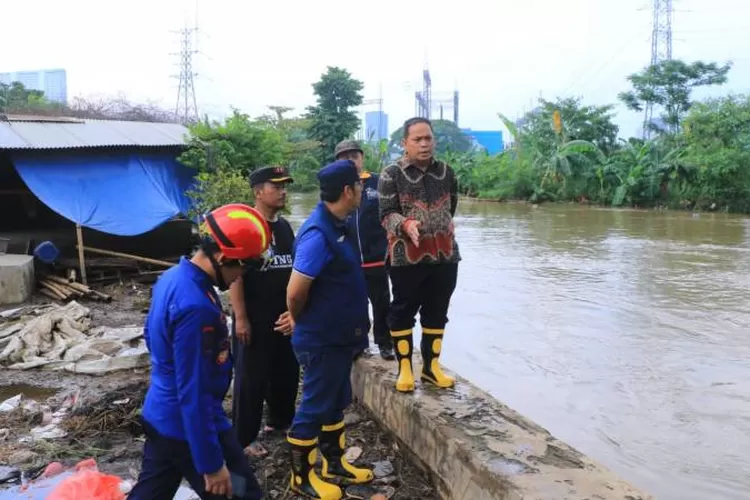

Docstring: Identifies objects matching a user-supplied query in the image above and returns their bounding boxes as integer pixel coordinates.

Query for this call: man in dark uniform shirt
[229,166,298,457]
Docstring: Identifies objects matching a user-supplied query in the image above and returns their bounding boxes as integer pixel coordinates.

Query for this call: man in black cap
[285,159,373,499]
[334,140,395,361]
[229,165,299,458]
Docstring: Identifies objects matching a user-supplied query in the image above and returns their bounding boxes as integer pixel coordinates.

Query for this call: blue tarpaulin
[12,152,195,236]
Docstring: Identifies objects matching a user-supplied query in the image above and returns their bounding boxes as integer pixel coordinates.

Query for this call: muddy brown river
[289,193,750,500]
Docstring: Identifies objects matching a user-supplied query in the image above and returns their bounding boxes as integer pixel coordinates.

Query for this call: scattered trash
[0,301,148,375]
[344,484,395,499]
[174,485,200,499]
[0,466,19,485]
[60,382,144,439]
[0,395,21,413]
[371,460,394,478]
[0,459,125,500]
[344,446,363,463]
[344,412,363,426]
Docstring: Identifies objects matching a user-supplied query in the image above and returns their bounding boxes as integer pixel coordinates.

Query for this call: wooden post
[75,224,88,285]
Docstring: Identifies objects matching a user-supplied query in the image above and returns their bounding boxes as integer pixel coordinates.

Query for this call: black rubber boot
[378,344,395,361]
[288,436,342,499]
[319,421,374,484]
[420,329,455,388]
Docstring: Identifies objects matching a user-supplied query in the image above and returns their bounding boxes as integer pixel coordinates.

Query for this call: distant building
[0,68,68,103]
[461,128,504,155]
[364,111,389,143]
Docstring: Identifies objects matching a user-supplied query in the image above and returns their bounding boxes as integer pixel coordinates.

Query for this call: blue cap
[317,159,360,194]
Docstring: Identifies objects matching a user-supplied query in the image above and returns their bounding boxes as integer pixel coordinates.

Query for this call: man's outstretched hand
[403,219,421,247]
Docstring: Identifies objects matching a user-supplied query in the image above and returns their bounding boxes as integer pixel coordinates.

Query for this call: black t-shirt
[241,216,295,329]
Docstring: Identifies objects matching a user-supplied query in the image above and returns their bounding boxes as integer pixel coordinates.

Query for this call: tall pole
[644,0,673,137]
[171,25,199,124]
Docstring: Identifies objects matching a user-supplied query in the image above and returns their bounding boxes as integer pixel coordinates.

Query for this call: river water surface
[288,193,750,500]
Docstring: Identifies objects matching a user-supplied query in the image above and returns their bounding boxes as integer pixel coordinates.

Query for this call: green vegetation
[181,67,368,214]
[451,58,750,212]
[6,57,749,214]
[306,66,364,164]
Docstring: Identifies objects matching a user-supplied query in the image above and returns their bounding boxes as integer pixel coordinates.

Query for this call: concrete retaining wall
[351,356,653,500]
[0,255,34,305]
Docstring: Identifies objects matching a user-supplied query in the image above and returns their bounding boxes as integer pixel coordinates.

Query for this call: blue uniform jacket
[291,201,369,351]
[142,257,232,475]
[348,172,388,265]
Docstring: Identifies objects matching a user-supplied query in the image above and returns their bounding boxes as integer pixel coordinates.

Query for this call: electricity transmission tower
[644,0,673,137]
[172,26,199,124]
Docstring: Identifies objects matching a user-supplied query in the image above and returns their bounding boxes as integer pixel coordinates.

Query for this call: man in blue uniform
[285,160,374,500]
[334,140,395,361]
[128,203,271,500]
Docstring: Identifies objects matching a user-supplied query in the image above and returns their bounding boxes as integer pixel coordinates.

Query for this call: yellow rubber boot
[320,421,374,484]
[420,328,455,388]
[391,329,415,392]
[288,436,343,500]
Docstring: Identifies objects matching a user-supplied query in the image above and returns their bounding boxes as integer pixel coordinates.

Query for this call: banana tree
[533,110,605,199]
[605,139,683,206]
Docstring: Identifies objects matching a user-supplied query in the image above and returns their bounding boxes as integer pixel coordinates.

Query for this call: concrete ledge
[0,255,34,305]
[351,356,653,500]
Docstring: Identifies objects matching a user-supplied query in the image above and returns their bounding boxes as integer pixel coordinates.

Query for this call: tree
[180,110,286,215]
[618,59,732,134]
[679,94,750,211]
[256,105,323,191]
[257,105,321,163]
[362,139,390,173]
[0,81,51,112]
[389,119,473,157]
[306,67,364,163]
[516,97,619,157]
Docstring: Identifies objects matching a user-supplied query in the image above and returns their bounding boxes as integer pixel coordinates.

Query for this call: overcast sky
[3,0,748,139]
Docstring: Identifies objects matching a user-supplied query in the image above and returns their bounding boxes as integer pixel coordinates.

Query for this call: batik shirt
[378,157,461,267]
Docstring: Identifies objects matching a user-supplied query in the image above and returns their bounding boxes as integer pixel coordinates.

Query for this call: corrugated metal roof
[0,115,190,150]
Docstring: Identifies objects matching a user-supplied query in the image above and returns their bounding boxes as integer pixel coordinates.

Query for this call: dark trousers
[288,348,353,440]
[127,421,262,500]
[364,265,392,348]
[232,322,300,447]
[388,263,459,331]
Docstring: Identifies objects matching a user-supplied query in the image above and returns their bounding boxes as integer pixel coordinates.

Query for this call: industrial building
[461,128,504,155]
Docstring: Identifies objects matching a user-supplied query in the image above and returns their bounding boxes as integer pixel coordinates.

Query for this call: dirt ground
[0,281,436,499]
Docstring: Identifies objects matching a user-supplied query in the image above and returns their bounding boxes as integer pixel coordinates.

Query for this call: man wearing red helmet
[128,204,270,500]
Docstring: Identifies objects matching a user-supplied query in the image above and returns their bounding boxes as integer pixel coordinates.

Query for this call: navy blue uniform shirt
[349,172,388,266]
[142,257,232,475]
[291,202,369,351]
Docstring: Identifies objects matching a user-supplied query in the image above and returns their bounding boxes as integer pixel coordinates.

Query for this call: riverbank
[0,282,434,499]
[458,194,715,214]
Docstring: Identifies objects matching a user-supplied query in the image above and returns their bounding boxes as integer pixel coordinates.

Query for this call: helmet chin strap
[207,253,229,292]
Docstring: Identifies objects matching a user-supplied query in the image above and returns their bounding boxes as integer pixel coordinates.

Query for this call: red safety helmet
[200,204,271,262]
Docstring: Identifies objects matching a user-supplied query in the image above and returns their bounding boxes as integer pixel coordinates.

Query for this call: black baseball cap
[249,166,294,187]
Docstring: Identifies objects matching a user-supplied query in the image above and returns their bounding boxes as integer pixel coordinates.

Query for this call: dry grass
[60,382,145,440]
